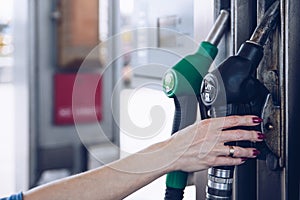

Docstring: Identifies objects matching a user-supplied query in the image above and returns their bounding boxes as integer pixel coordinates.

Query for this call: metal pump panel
[195,0,300,199]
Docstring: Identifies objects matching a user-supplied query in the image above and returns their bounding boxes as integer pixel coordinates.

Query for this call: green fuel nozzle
[163,9,230,200]
[163,10,230,98]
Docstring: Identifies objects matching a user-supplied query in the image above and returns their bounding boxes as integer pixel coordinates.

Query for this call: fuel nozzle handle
[163,10,230,98]
[163,10,230,200]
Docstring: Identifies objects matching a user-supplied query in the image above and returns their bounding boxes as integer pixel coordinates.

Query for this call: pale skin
[24,115,264,200]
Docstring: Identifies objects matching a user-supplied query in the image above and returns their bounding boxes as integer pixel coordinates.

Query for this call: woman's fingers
[203,145,259,169]
[219,129,265,143]
[175,115,265,172]
[215,145,260,158]
[211,115,263,130]
[213,157,246,167]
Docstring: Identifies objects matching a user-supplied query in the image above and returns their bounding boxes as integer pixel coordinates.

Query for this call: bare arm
[23,115,263,200]
[24,142,173,200]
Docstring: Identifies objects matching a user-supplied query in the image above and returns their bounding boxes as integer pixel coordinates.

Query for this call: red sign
[54,73,102,125]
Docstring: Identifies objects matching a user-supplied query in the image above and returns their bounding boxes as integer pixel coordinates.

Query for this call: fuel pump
[162,10,230,200]
[199,1,280,200]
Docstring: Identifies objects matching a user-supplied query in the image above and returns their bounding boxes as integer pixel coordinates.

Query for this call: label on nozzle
[200,73,219,106]
[163,69,177,97]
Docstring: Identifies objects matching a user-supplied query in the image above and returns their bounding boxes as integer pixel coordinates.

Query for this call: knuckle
[233,147,241,157]
[233,158,242,165]
[232,130,254,141]
[241,130,257,142]
[207,156,218,166]
[228,116,240,127]
[225,157,240,166]
[214,131,222,142]
[233,130,244,140]
[201,118,211,126]
[243,130,254,139]
[252,131,259,140]
[248,148,255,157]
[224,158,235,166]
[215,144,224,155]
[235,147,252,157]
[199,119,210,129]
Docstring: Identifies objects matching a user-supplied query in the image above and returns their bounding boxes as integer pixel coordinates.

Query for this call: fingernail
[258,133,266,140]
[241,158,247,162]
[253,149,261,157]
[253,117,263,123]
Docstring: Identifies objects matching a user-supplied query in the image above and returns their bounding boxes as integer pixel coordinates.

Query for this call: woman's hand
[166,115,264,173]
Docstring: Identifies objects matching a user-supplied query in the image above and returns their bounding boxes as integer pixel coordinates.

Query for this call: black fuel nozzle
[201,0,280,109]
[200,1,280,200]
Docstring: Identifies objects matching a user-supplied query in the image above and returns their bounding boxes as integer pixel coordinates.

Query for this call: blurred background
[1,0,300,199]
[0,0,214,199]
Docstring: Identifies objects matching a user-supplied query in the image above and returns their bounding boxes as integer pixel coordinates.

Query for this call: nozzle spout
[249,1,280,46]
[205,10,230,46]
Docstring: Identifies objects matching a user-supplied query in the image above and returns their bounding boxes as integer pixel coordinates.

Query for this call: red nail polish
[241,158,247,162]
[253,117,263,123]
[253,149,261,156]
[258,133,266,140]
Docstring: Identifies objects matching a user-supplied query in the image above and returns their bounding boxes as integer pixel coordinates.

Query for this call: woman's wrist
[141,138,179,174]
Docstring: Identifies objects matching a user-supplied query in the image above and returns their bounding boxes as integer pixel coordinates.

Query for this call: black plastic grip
[164,96,198,200]
[164,97,185,200]
[171,97,182,134]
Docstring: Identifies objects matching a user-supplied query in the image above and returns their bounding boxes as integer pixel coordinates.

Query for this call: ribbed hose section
[171,97,181,133]
[206,167,234,200]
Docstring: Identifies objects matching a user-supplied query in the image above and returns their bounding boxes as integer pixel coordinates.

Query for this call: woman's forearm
[23,140,174,200]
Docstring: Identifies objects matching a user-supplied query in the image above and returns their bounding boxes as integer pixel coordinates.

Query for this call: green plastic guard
[166,171,188,189]
[163,41,218,98]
